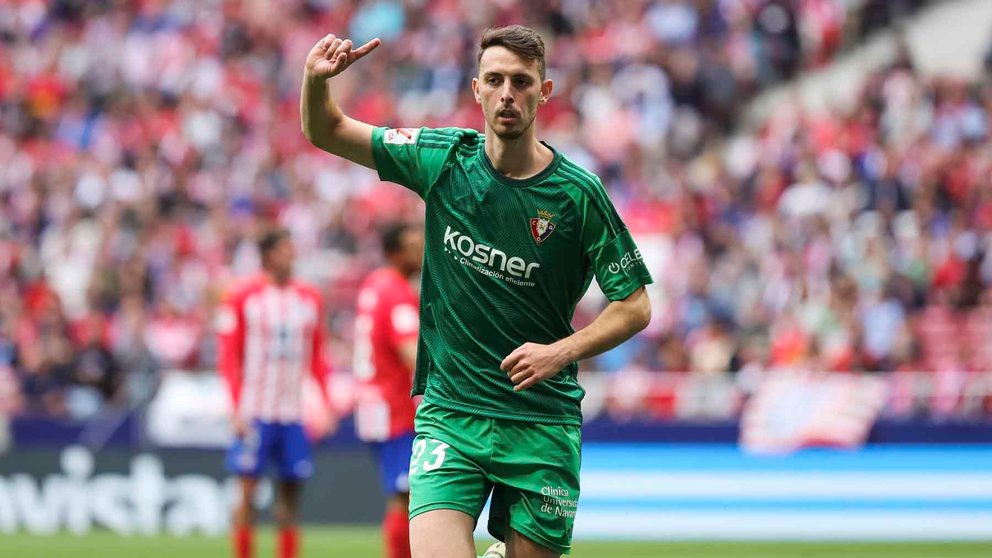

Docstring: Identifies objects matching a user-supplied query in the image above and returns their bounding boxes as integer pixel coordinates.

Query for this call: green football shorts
[408,402,582,555]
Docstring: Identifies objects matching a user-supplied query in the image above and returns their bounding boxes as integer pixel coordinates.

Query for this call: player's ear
[539,79,553,105]
[471,77,481,104]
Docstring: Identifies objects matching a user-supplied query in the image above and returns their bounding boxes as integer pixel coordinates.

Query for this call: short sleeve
[582,196,653,301]
[371,126,459,198]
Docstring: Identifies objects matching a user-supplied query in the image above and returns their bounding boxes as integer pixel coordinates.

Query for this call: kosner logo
[443,226,540,279]
[0,446,271,535]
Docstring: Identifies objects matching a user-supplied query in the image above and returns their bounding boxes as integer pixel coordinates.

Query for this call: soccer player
[217,227,331,558]
[354,223,424,558]
[301,25,652,558]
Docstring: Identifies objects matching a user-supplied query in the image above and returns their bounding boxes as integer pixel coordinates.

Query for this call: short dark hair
[478,25,546,80]
[257,227,291,257]
[381,222,411,256]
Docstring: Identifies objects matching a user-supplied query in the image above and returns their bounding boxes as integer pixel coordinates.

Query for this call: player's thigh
[276,422,314,481]
[410,403,496,521]
[408,433,490,558]
[372,432,416,496]
[408,432,491,521]
[274,479,302,523]
[409,508,477,558]
[226,420,271,478]
[488,422,581,556]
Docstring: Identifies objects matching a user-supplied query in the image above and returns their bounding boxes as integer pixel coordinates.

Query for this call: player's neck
[484,127,553,180]
[265,271,291,287]
[388,263,410,279]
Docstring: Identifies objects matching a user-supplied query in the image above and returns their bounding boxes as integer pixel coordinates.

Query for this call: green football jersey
[371,126,652,425]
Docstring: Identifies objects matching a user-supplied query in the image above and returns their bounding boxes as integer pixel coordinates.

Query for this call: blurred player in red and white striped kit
[354,223,424,558]
[217,227,332,558]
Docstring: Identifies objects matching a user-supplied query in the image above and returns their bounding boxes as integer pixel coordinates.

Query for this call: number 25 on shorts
[410,438,449,474]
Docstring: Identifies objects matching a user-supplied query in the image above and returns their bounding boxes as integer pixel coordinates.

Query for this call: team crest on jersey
[530,210,557,244]
[384,128,419,145]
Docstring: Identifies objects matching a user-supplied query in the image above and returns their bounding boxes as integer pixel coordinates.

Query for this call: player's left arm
[388,298,420,375]
[397,340,418,374]
[502,183,653,392]
[501,287,650,392]
[306,291,338,438]
[217,314,244,408]
[217,287,248,435]
[310,292,332,408]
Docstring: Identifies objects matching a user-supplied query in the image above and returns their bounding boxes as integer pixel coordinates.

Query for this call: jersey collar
[480,140,561,189]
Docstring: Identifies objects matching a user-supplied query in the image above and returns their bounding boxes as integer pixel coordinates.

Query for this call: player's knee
[273,504,296,527]
[410,509,475,558]
[232,503,254,526]
[232,485,257,524]
[388,492,411,511]
[505,529,559,558]
[273,497,294,527]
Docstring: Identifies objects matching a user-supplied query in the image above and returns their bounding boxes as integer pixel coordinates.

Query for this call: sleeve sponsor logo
[384,128,419,145]
[607,248,643,275]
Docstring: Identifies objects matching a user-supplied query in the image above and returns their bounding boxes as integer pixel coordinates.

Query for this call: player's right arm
[388,299,419,373]
[303,36,461,197]
[217,287,247,436]
[398,340,417,373]
[301,34,381,169]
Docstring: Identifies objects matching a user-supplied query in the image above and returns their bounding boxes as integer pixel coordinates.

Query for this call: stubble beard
[490,113,534,141]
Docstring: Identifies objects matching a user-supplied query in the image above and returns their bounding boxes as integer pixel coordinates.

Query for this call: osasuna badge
[530,209,556,244]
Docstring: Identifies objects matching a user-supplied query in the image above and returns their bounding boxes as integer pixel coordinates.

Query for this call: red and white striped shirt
[217,274,328,423]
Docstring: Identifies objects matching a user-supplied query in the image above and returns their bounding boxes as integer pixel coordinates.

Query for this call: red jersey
[353,268,419,441]
[217,274,329,423]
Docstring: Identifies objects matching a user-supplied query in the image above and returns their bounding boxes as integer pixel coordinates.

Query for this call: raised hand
[305,34,381,80]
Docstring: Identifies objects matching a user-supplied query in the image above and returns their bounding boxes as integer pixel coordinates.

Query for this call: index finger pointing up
[350,38,381,61]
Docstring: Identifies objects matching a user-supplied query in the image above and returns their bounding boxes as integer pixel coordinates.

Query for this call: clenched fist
[500,342,572,392]
[305,33,381,80]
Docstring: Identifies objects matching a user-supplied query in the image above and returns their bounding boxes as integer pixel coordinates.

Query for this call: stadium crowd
[0,0,975,421]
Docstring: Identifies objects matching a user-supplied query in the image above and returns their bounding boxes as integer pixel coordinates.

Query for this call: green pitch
[3,526,990,558]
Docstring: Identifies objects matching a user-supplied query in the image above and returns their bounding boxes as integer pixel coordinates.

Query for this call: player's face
[473,46,552,141]
[400,230,424,275]
[264,237,296,280]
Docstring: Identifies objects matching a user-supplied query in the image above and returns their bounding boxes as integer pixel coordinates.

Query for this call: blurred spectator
[72,311,122,405]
